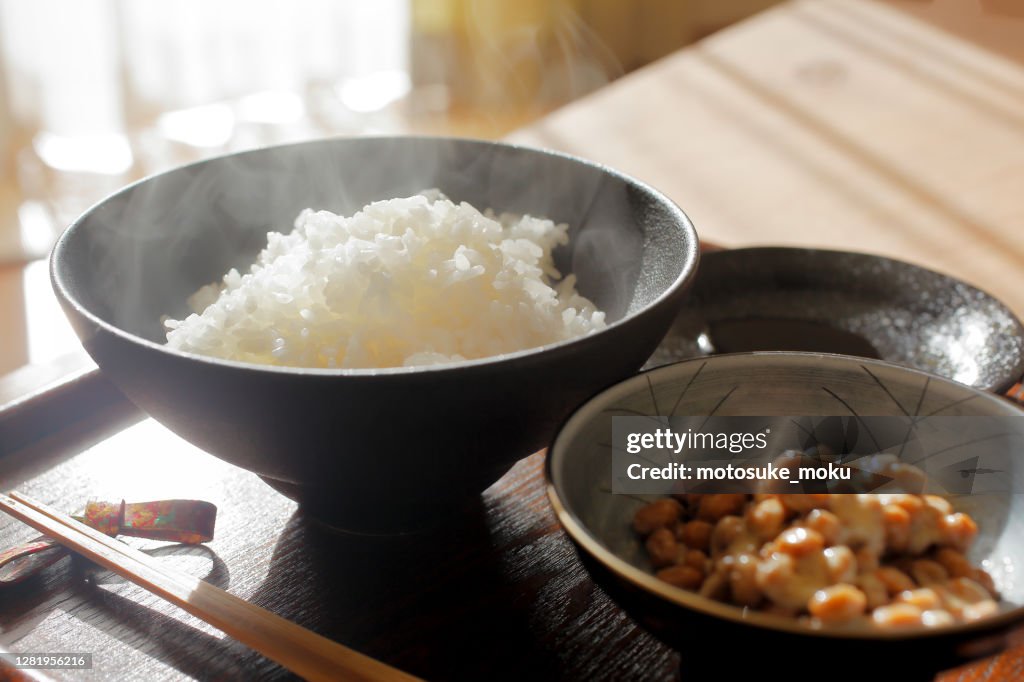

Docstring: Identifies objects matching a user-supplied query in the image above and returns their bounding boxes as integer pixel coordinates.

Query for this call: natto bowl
[51,136,699,533]
[547,352,1024,678]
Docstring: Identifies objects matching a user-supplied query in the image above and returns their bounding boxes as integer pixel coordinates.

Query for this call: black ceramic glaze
[51,136,699,532]
[648,247,1024,392]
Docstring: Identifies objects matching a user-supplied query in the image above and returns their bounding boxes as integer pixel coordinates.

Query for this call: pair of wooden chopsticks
[0,491,421,682]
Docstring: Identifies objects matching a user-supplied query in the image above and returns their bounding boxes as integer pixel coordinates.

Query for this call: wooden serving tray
[0,369,682,680]
[1,317,1022,681]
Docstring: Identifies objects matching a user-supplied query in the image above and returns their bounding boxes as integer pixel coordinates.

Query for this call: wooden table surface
[3,1,1024,680]
[512,0,1024,315]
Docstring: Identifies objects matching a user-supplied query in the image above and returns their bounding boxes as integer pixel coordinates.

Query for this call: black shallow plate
[647,247,1024,393]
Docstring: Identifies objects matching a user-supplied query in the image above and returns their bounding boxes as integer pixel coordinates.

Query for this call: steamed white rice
[164,192,607,368]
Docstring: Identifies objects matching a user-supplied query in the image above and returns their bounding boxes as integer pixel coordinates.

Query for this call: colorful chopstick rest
[83,499,217,543]
[0,499,217,586]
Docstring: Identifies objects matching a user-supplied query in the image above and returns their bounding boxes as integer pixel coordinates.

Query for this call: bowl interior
[658,248,1024,392]
[55,137,693,350]
[548,352,1024,638]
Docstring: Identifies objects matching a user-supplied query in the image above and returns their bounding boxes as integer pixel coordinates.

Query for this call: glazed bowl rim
[683,246,1024,393]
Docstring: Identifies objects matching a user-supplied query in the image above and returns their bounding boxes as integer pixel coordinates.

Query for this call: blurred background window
[0,0,785,267]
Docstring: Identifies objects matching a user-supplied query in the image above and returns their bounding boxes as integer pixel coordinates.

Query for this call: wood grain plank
[509,0,1024,316]
[0,419,679,681]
